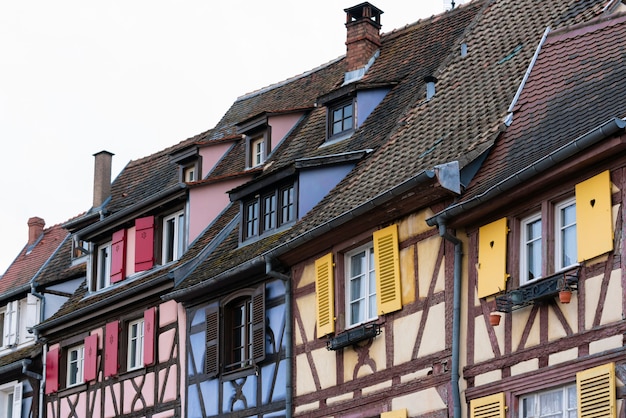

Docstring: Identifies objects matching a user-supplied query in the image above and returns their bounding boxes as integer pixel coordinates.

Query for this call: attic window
[242,182,296,241]
[328,99,355,139]
[183,164,196,182]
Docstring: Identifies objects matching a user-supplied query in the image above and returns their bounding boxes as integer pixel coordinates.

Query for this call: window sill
[495,266,580,313]
[326,322,382,351]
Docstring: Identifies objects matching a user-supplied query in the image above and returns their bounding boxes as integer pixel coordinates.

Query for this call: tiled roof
[0,222,69,297]
[449,12,626,209]
[173,0,609,293]
[0,343,42,370]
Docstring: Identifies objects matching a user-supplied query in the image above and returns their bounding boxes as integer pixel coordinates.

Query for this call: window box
[495,267,580,313]
[326,322,381,351]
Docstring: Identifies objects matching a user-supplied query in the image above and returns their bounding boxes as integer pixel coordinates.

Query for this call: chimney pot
[27,217,45,246]
[93,150,114,208]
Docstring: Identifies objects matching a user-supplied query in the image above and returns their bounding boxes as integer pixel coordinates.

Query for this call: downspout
[265,258,293,418]
[437,222,463,418]
[30,282,46,417]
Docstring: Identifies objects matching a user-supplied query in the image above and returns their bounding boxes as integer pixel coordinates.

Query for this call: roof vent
[344,3,383,73]
[425,76,438,101]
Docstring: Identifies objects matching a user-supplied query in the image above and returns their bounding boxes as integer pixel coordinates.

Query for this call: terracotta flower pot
[559,290,572,304]
[489,313,501,326]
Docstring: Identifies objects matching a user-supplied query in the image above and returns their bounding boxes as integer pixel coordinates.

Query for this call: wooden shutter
[252,285,266,364]
[45,348,60,394]
[135,216,155,272]
[315,253,335,337]
[104,321,120,377]
[477,218,509,298]
[205,305,220,377]
[83,334,98,381]
[576,171,613,262]
[110,229,127,283]
[143,307,156,366]
[12,382,22,418]
[374,224,402,315]
[577,362,616,418]
[470,393,506,418]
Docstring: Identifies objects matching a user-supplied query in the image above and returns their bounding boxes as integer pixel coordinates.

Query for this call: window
[555,198,576,271]
[245,131,269,169]
[162,210,185,264]
[520,385,576,418]
[127,318,145,371]
[520,213,542,285]
[329,100,354,137]
[66,345,84,387]
[251,135,265,167]
[183,164,196,182]
[3,302,18,347]
[346,244,376,327]
[242,183,296,241]
[0,382,21,418]
[205,285,266,377]
[315,224,402,338]
[95,241,112,290]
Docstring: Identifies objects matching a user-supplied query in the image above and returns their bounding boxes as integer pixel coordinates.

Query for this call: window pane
[560,203,576,268]
[263,194,276,232]
[347,246,376,326]
[280,186,294,225]
[526,219,542,280]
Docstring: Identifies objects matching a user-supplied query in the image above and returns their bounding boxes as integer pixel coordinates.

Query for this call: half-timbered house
[0,217,77,418]
[427,11,626,418]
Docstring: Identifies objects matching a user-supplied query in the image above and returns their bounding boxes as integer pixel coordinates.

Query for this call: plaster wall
[268,113,303,150]
[199,142,233,178]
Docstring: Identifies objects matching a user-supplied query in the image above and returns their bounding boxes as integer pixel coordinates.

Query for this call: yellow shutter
[577,362,616,418]
[381,409,408,418]
[315,253,335,337]
[470,393,506,418]
[576,170,613,262]
[477,218,509,298]
[374,224,402,315]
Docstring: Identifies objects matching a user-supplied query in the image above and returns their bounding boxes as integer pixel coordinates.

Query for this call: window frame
[328,99,355,139]
[127,317,145,371]
[0,308,5,349]
[66,344,85,387]
[242,182,297,242]
[245,130,270,169]
[223,295,254,373]
[161,209,185,264]
[94,241,112,291]
[344,243,377,328]
[0,381,21,418]
[554,197,577,272]
[520,384,576,418]
[520,212,542,285]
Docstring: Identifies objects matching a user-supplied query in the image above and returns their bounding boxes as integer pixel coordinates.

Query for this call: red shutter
[45,348,60,394]
[143,307,156,366]
[135,216,155,272]
[83,334,98,381]
[104,321,119,377]
[110,229,127,283]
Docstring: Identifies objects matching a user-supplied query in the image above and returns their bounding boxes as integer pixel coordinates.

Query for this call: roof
[0,222,69,298]
[172,0,609,294]
[432,11,626,224]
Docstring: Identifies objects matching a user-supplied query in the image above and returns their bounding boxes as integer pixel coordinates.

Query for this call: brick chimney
[344,3,383,73]
[28,217,45,246]
[93,150,114,208]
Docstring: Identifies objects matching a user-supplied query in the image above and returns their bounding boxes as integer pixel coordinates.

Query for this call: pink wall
[268,113,303,151]
[188,177,253,243]
[199,142,233,178]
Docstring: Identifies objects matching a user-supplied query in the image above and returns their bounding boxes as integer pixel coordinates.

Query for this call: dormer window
[170,145,202,183]
[250,134,266,167]
[183,164,196,182]
[242,182,296,241]
[329,99,355,138]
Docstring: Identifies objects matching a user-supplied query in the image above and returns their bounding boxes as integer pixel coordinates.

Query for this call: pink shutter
[143,307,156,366]
[45,348,60,394]
[83,334,98,381]
[110,229,127,283]
[104,321,119,377]
[135,216,155,272]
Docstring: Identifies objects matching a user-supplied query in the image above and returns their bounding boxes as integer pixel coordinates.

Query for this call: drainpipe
[437,223,463,418]
[30,283,46,417]
[265,258,293,418]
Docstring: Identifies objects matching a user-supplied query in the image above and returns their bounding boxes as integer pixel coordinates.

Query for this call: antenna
[444,0,457,11]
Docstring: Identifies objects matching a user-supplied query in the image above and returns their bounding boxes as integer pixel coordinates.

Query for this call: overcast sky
[0,0,468,274]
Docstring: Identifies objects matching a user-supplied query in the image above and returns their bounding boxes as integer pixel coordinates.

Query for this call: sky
[0,0,468,274]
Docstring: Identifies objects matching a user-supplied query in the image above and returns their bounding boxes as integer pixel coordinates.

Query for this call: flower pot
[489,313,501,326]
[559,290,572,304]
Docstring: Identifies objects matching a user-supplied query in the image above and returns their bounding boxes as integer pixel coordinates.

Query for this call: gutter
[429,117,626,225]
